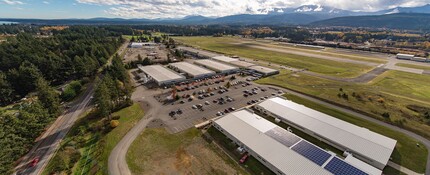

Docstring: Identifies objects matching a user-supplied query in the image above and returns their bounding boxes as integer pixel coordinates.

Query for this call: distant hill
[310,13,430,30]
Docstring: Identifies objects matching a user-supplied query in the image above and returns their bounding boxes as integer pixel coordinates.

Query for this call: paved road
[108,85,161,175]
[262,84,430,175]
[14,82,95,175]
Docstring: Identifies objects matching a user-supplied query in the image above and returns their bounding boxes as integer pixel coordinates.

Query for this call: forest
[0,26,124,105]
[0,26,125,174]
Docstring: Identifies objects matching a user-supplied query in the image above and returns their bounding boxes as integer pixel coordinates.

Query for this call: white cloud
[43,1,50,4]
[2,0,24,5]
[75,0,430,18]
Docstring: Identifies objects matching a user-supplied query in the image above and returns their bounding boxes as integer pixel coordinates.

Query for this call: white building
[213,110,378,175]
[396,53,414,60]
[255,97,397,170]
[137,64,185,86]
[194,59,239,74]
[169,62,215,79]
[130,42,158,48]
[248,65,280,76]
[211,55,239,63]
[411,57,428,62]
[229,60,256,68]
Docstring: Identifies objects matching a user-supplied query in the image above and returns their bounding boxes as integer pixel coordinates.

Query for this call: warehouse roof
[212,55,238,63]
[249,65,279,75]
[229,60,255,68]
[215,110,372,175]
[169,62,215,77]
[138,65,185,83]
[257,97,397,167]
[194,59,238,72]
[177,46,219,58]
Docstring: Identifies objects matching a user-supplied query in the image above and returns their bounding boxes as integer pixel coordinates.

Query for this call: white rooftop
[215,110,374,175]
[177,46,219,57]
[138,65,185,83]
[169,62,215,77]
[212,55,238,63]
[257,97,397,167]
[229,60,256,68]
[214,110,333,175]
[249,65,279,74]
[194,59,239,72]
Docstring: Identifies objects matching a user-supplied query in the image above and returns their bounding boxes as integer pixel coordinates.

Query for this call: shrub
[377,97,385,103]
[110,120,120,128]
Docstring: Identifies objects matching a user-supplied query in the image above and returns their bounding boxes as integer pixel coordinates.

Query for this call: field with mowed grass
[256,70,430,140]
[43,103,145,175]
[282,93,427,173]
[396,63,430,71]
[126,128,248,175]
[174,36,373,78]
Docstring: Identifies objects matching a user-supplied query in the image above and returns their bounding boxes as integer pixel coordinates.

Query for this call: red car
[30,158,39,167]
[239,153,249,164]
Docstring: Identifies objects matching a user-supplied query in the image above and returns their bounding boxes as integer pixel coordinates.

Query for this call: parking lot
[155,75,282,133]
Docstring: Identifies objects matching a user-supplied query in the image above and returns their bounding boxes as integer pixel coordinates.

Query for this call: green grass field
[282,93,427,173]
[396,63,430,71]
[43,103,145,175]
[174,36,373,78]
[256,70,430,140]
[126,128,248,175]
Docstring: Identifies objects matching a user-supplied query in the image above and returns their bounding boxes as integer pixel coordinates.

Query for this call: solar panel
[324,157,368,175]
[264,127,301,147]
[291,140,331,166]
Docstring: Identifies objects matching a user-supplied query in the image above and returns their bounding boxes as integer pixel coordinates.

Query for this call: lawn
[126,128,248,175]
[396,63,430,71]
[43,103,145,175]
[174,36,373,78]
[282,93,427,173]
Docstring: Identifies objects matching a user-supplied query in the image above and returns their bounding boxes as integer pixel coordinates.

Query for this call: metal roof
[212,55,238,63]
[169,62,215,78]
[177,46,219,58]
[249,65,279,74]
[257,97,397,167]
[137,65,185,83]
[214,110,333,175]
[194,59,239,72]
[229,60,255,68]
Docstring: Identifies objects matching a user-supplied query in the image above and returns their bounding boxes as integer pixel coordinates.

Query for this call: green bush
[61,81,82,101]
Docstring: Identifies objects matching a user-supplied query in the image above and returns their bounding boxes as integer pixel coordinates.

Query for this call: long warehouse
[248,65,279,76]
[255,97,397,170]
[194,59,239,74]
[213,110,378,175]
[137,64,186,86]
[169,62,215,79]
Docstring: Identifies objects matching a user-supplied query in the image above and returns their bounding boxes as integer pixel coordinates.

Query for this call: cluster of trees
[0,26,124,105]
[95,55,132,119]
[0,24,40,34]
[0,77,61,174]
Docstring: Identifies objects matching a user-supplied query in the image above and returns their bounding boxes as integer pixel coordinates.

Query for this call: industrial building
[130,42,158,48]
[248,65,280,76]
[194,59,239,74]
[213,110,378,175]
[137,64,186,86]
[255,97,397,170]
[169,62,215,79]
[229,60,256,68]
[211,55,239,63]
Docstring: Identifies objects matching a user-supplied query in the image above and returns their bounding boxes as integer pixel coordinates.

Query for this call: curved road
[108,88,161,175]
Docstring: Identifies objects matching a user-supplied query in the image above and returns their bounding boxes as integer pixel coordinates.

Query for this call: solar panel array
[325,157,368,175]
[291,140,332,166]
[262,126,369,175]
[265,127,301,147]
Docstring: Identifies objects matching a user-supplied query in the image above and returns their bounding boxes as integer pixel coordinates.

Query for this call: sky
[0,0,429,19]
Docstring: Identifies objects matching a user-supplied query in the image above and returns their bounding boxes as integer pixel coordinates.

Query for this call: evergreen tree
[36,77,61,116]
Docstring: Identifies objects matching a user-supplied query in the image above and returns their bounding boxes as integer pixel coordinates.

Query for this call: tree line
[0,25,124,174]
[0,26,124,105]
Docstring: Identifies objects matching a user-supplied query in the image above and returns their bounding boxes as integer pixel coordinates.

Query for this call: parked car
[30,158,39,167]
[239,153,249,164]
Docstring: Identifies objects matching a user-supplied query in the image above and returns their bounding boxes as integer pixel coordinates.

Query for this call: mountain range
[1,4,430,30]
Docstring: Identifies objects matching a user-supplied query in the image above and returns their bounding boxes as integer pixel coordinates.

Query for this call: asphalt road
[14,82,95,175]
